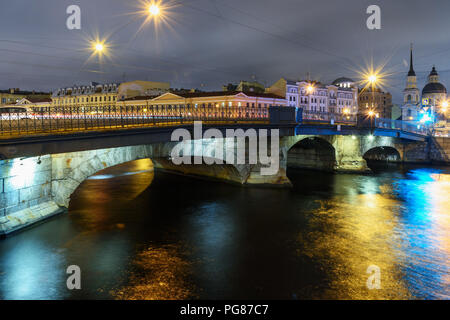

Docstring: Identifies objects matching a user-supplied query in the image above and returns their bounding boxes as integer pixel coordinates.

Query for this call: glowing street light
[441,100,448,113]
[148,4,160,16]
[94,43,104,52]
[306,85,314,94]
[368,110,375,117]
[368,74,377,84]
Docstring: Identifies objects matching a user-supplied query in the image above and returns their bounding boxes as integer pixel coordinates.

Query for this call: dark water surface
[0,159,449,300]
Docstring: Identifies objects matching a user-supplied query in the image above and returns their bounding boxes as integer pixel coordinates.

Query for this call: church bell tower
[403,44,419,105]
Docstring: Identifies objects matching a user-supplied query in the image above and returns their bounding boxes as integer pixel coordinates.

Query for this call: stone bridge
[0,123,449,236]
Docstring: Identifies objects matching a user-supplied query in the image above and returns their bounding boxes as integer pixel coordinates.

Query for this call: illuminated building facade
[16,97,53,110]
[401,46,448,123]
[52,81,171,107]
[267,78,358,115]
[358,87,393,119]
[52,82,120,106]
[122,90,287,110]
[0,88,50,106]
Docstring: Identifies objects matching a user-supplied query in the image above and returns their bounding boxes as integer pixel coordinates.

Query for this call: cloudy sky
[1,0,450,103]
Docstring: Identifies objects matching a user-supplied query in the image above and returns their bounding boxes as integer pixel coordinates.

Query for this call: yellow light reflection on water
[297,170,450,299]
[112,244,195,300]
[70,159,154,230]
[297,193,412,299]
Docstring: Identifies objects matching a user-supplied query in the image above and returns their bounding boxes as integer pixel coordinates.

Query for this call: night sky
[1,0,450,103]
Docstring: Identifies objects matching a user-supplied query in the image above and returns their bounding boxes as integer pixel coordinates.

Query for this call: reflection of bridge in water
[0,105,448,236]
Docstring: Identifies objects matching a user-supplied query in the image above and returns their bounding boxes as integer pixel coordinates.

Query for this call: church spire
[408,43,416,77]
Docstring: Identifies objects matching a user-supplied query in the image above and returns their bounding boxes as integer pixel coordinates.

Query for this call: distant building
[401,45,421,121]
[0,88,50,106]
[266,77,358,115]
[117,80,170,100]
[52,80,170,106]
[400,45,448,122]
[52,82,120,106]
[265,78,299,107]
[358,87,393,119]
[123,91,287,109]
[16,97,53,110]
[222,81,265,94]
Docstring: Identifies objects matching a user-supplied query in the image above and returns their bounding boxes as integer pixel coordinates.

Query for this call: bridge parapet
[0,105,298,138]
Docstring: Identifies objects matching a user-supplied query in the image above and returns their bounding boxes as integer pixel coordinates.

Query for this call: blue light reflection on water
[393,168,450,299]
[0,241,67,300]
[0,159,448,300]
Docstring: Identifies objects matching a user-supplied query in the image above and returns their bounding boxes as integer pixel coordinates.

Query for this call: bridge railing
[374,118,429,135]
[0,104,271,137]
[298,109,429,136]
[301,110,357,125]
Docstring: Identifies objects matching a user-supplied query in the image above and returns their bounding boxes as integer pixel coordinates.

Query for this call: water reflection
[394,169,450,299]
[296,188,412,299]
[0,241,66,300]
[112,244,195,300]
[0,161,448,300]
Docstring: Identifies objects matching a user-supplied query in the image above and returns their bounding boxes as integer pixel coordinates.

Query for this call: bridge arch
[51,138,287,209]
[363,146,402,163]
[51,145,165,208]
[286,136,336,172]
[360,136,404,162]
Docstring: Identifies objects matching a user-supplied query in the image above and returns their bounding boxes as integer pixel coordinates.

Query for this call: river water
[0,159,448,300]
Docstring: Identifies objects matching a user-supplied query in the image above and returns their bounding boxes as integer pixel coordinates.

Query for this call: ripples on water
[0,159,448,300]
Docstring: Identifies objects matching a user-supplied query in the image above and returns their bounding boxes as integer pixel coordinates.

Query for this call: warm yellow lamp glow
[148,4,160,15]
[368,110,375,117]
[307,85,314,94]
[95,43,104,52]
[368,74,377,84]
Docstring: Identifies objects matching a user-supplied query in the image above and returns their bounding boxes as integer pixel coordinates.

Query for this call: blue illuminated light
[419,113,433,123]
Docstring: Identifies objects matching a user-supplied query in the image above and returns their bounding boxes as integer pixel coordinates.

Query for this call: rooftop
[174,90,284,99]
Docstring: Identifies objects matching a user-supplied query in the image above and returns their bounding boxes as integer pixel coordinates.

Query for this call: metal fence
[0,105,270,137]
[301,110,357,125]
[374,118,429,135]
[300,110,429,136]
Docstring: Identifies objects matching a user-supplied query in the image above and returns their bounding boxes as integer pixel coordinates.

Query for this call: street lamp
[441,100,448,113]
[94,43,104,53]
[148,3,160,16]
[368,74,377,85]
